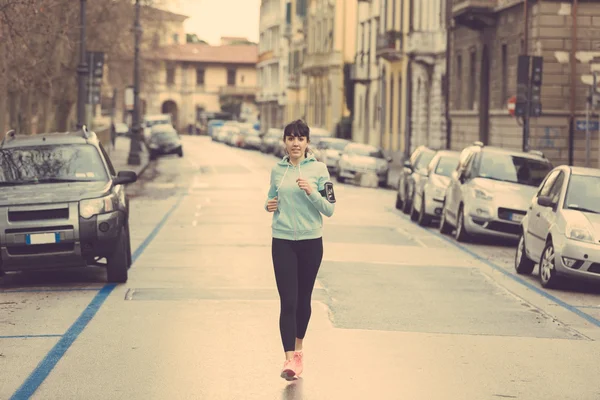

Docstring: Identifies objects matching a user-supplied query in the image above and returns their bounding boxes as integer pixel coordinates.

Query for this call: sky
[166,0,261,45]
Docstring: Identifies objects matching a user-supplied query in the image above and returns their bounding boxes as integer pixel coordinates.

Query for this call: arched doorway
[161,100,178,130]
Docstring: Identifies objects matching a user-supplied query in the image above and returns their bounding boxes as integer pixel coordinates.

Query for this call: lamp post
[76,0,88,129]
[127,0,142,165]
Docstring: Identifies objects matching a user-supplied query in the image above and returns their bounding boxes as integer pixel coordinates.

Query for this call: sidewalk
[106,136,150,177]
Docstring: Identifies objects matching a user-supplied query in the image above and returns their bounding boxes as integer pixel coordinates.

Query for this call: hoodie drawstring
[276,164,290,193]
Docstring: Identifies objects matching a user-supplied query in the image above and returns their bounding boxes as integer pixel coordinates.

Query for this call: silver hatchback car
[440,142,553,242]
[515,166,600,288]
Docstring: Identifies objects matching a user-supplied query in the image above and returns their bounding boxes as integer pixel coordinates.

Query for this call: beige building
[303,0,357,134]
[146,42,258,129]
[351,0,381,147]
[284,0,309,124]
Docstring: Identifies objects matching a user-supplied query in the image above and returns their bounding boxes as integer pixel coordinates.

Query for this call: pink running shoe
[294,351,303,376]
[280,359,296,380]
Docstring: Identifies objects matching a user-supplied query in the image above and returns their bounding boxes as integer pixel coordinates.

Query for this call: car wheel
[178,148,183,157]
[410,195,419,222]
[336,172,345,183]
[126,224,132,269]
[402,187,412,215]
[515,233,535,275]
[395,193,403,210]
[455,205,470,242]
[106,226,129,283]
[539,240,561,288]
[439,206,452,234]
[417,195,431,227]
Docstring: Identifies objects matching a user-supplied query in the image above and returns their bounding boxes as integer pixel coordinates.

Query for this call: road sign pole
[586,86,591,167]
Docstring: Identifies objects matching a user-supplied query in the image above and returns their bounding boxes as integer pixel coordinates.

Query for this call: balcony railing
[452,0,497,29]
[376,31,403,61]
[350,63,370,84]
[405,31,446,57]
[452,0,496,11]
[302,52,343,74]
[219,86,258,97]
[288,72,302,89]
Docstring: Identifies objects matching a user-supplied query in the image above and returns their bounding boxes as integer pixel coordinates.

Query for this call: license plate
[510,213,524,223]
[26,232,60,245]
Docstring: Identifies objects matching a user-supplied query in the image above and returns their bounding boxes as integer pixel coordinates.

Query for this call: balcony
[350,63,370,85]
[288,72,302,89]
[376,31,403,61]
[452,0,497,30]
[405,31,447,60]
[219,86,258,97]
[302,52,343,74]
[283,24,292,39]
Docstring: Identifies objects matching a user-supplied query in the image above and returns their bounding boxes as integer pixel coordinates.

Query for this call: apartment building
[257,0,286,132]
[284,0,309,123]
[303,0,357,134]
[351,0,381,147]
[376,0,409,152]
[406,0,447,152]
[449,0,600,167]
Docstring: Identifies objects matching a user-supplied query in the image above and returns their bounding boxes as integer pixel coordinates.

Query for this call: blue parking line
[10,194,186,400]
[0,334,63,339]
[395,211,600,328]
[1,288,101,293]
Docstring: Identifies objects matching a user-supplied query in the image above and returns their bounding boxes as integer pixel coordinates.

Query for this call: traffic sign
[576,119,599,131]
[507,96,516,116]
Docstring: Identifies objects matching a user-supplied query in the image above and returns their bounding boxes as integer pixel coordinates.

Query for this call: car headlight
[79,194,117,219]
[474,188,493,201]
[565,222,595,243]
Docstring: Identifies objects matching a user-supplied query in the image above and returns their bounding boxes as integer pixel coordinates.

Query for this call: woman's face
[284,135,309,159]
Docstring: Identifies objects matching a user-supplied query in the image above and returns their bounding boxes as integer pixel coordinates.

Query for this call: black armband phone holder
[319,181,336,203]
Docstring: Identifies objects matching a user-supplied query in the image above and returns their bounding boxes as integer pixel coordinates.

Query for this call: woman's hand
[296,178,312,196]
[267,197,278,212]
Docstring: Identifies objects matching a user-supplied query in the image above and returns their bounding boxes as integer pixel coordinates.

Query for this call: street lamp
[76,0,88,129]
[127,0,143,165]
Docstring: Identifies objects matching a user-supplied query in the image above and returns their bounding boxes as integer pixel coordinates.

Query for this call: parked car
[207,119,225,138]
[260,128,283,153]
[337,143,390,186]
[410,150,460,226]
[515,166,600,288]
[0,128,137,282]
[439,142,553,242]
[314,138,350,175]
[142,114,173,143]
[114,122,129,137]
[147,124,183,160]
[241,128,262,150]
[395,146,436,214]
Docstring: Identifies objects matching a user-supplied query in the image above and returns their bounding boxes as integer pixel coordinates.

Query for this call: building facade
[145,41,258,130]
[449,0,600,167]
[257,0,286,132]
[284,0,309,124]
[376,0,409,153]
[303,0,357,134]
[351,0,381,147]
[406,0,447,152]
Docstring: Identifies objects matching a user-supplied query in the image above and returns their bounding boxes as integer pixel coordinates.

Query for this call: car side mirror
[537,195,554,208]
[403,160,412,170]
[113,170,138,186]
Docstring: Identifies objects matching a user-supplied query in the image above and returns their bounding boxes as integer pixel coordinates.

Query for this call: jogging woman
[264,119,336,380]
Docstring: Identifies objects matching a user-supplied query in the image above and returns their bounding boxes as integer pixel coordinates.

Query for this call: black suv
[0,128,137,283]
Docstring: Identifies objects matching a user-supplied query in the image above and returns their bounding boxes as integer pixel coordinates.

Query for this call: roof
[478,145,548,161]
[569,166,600,177]
[141,6,189,21]
[434,150,460,157]
[148,44,258,64]
[1,131,97,148]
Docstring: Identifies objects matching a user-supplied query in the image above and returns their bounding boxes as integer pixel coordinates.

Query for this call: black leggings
[272,237,323,352]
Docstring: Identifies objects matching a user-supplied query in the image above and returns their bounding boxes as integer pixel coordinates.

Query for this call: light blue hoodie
[265,153,335,240]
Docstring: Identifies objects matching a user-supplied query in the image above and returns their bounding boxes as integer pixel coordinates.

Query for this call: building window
[501,43,508,107]
[196,68,205,86]
[173,33,179,44]
[455,54,462,109]
[389,76,394,134]
[227,69,236,86]
[166,64,175,86]
[468,50,476,110]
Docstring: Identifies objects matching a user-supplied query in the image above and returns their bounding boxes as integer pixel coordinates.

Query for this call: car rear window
[0,144,108,184]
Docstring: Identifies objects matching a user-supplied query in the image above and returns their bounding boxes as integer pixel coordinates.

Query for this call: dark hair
[283,119,310,141]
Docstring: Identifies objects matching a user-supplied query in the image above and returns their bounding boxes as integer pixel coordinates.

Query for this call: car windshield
[0,144,108,184]
[152,130,177,139]
[564,174,600,214]
[477,153,552,187]
[435,155,459,177]
[347,145,384,158]
[415,151,435,170]
[321,140,348,151]
[146,119,169,127]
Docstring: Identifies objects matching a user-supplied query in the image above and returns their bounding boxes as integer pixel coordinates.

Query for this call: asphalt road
[1,136,600,400]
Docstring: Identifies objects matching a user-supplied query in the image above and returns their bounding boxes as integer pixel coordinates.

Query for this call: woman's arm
[265,168,277,211]
[307,164,335,217]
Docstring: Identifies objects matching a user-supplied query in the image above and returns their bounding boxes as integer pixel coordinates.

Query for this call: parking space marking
[10,193,187,400]
[392,210,600,329]
[0,334,63,339]
[1,288,101,293]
